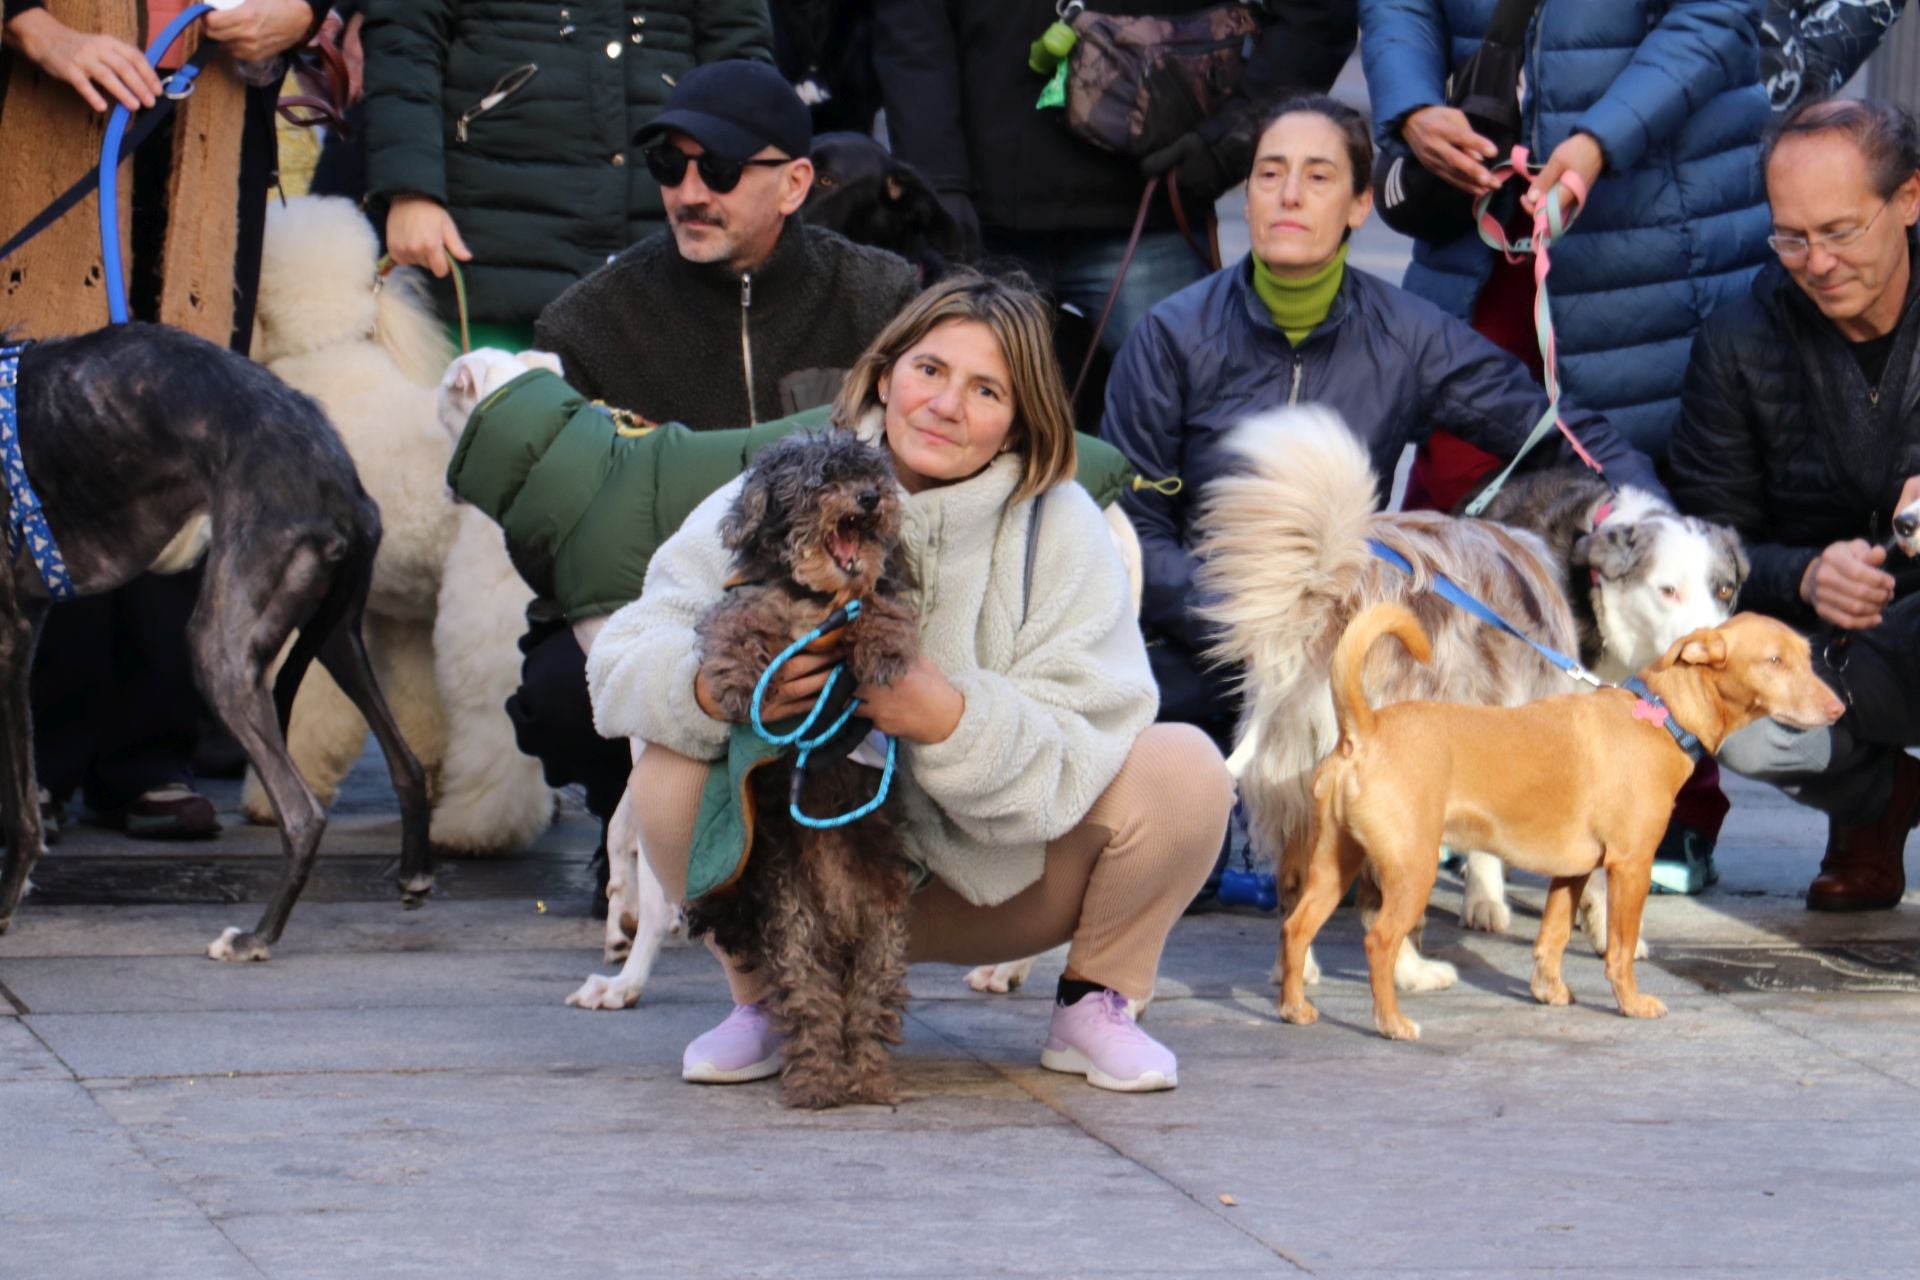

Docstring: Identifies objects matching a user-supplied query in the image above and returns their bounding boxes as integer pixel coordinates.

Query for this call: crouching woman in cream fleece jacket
[587,273,1234,1094]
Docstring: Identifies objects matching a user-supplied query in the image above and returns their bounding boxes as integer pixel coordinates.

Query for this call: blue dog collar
[0,343,79,600]
[1622,676,1704,763]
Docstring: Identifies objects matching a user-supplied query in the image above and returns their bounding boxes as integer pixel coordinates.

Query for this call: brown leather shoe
[1807,754,1920,912]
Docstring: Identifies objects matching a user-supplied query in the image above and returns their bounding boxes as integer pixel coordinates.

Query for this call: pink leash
[1462,145,1601,517]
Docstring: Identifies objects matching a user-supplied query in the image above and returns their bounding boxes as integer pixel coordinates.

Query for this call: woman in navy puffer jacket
[1361,0,1774,457]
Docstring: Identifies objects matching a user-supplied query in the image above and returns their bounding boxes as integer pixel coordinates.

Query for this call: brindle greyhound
[0,322,432,959]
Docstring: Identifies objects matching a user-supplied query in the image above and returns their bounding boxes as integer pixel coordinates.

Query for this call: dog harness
[1621,677,1705,763]
[0,344,78,601]
[750,599,897,829]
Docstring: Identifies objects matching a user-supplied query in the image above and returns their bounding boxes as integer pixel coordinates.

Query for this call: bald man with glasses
[1671,96,1920,914]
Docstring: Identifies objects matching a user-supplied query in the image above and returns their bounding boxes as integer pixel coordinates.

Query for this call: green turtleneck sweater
[1254,244,1348,346]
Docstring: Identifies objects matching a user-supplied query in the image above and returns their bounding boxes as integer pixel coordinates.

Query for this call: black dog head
[801,132,961,279]
[722,431,907,600]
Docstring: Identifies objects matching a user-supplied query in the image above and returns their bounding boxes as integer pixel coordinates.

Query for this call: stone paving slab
[5,741,1920,1276]
[0,1080,260,1279]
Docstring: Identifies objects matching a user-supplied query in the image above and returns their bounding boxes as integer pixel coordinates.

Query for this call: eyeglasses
[1767,199,1891,262]
[642,146,789,194]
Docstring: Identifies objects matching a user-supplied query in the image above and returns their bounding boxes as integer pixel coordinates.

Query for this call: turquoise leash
[748,599,898,829]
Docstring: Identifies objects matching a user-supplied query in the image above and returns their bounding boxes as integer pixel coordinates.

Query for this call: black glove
[936,188,983,260]
[1140,131,1232,201]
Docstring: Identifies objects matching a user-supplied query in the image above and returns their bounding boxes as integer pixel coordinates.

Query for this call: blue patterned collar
[0,342,78,600]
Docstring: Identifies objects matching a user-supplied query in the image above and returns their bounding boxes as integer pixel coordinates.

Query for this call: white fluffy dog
[437,348,686,1005]
[247,197,555,852]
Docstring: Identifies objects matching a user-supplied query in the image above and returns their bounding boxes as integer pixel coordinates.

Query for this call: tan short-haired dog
[1280,605,1847,1040]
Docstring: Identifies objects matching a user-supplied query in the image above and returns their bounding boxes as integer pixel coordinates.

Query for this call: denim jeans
[984,228,1212,356]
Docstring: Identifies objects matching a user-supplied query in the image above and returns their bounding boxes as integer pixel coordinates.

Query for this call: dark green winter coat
[447,368,1143,621]
[362,0,773,325]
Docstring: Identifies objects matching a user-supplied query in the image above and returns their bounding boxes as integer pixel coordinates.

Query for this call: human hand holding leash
[854,657,963,745]
[696,647,844,724]
[3,9,161,112]
[386,195,473,279]
[1402,106,1500,196]
[1522,133,1604,223]
[203,0,315,62]
[1801,538,1895,630]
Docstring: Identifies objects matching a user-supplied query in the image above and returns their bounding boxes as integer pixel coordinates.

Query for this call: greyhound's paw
[565,973,642,1010]
[965,957,1036,994]
[207,927,271,962]
[398,874,434,910]
[1530,972,1575,1006]
[1376,1012,1421,1041]
[1618,993,1667,1020]
[1460,889,1512,934]
[1394,948,1459,993]
[1277,995,1319,1026]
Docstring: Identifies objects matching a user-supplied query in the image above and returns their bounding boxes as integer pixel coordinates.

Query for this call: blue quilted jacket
[1360,0,1773,456]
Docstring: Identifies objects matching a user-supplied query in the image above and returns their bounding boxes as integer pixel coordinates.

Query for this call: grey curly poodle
[690,430,921,1109]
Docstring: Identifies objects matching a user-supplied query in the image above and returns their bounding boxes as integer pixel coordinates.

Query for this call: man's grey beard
[671,215,733,265]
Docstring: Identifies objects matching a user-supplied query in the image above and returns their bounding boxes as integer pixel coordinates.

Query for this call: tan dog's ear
[1666,628,1729,669]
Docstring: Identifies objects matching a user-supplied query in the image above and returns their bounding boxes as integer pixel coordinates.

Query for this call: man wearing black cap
[535,59,920,429]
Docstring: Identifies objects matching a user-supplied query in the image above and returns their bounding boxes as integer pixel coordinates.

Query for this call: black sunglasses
[642,146,789,194]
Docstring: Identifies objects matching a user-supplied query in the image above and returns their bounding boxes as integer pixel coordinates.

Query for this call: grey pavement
[3,750,1919,1279]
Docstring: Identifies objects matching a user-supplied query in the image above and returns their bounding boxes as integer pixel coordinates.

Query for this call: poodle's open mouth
[826,518,867,577]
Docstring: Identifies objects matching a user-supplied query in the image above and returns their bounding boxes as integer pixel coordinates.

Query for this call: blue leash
[0,344,78,599]
[0,8,211,597]
[100,3,215,324]
[1367,539,1600,687]
[748,599,898,829]
[1367,540,1709,759]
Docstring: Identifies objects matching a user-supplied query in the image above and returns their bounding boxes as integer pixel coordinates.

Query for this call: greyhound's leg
[0,598,49,935]
[198,546,334,962]
[317,609,433,905]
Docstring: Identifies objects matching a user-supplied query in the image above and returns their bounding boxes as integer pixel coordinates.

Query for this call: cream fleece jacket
[586,448,1159,907]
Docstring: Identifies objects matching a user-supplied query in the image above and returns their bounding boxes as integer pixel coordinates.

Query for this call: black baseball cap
[633,60,810,161]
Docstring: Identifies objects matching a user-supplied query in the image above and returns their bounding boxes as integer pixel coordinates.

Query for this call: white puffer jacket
[586,447,1158,907]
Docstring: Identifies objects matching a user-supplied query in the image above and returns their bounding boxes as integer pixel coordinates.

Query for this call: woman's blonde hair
[833,270,1076,503]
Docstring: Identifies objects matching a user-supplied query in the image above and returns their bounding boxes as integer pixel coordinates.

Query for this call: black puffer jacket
[363,0,773,325]
[872,0,1356,236]
[1670,248,1920,623]
[533,223,920,428]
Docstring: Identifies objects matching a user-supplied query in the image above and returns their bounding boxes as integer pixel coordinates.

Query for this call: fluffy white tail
[1196,405,1381,687]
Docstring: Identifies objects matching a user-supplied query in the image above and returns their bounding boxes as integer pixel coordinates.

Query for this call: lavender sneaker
[1040,989,1178,1092]
[681,1002,783,1084]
